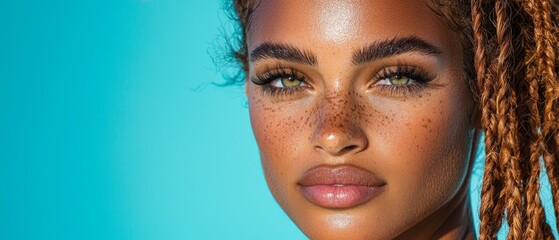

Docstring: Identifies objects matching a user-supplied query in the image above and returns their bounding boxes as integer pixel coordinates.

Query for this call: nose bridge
[321,90,354,127]
[312,89,368,156]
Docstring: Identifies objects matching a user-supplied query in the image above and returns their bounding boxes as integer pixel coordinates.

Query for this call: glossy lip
[297,165,386,209]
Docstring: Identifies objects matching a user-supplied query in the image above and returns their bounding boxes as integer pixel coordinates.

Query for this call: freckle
[428,119,432,123]
[422,124,428,128]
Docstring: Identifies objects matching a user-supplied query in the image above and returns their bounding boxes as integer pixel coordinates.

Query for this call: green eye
[281,77,302,87]
[388,74,411,85]
[272,76,304,88]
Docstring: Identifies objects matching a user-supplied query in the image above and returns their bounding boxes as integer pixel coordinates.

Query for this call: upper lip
[297,165,386,187]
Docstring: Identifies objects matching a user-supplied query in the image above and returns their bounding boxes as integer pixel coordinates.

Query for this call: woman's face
[246,0,477,239]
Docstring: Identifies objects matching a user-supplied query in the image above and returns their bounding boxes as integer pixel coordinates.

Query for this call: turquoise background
[0,1,556,239]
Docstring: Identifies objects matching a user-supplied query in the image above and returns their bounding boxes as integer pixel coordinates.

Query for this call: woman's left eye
[271,76,306,88]
[370,65,436,96]
[377,74,412,86]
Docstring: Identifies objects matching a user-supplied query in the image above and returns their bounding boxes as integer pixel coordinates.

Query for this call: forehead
[247,0,460,56]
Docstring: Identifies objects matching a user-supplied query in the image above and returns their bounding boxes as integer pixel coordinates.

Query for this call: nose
[311,92,368,156]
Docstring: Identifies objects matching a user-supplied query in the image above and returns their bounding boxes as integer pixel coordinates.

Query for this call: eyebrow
[249,43,318,66]
[249,37,441,67]
[352,37,442,65]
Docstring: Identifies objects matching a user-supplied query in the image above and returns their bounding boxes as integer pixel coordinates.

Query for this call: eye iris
[281,76,302,87]
[389,74,410,85]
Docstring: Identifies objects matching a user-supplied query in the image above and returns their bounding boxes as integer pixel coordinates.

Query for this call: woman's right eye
[259,75,309,97]
[251,67,310,97]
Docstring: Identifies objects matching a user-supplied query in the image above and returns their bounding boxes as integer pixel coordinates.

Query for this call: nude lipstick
[297,165,386,209]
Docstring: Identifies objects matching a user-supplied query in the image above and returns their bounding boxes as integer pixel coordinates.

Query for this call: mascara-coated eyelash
[371,64,437,95]
[251,66,309,97]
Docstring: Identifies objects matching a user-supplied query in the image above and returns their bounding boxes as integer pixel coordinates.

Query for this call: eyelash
[250,64,436,97]
[250,65,308,97]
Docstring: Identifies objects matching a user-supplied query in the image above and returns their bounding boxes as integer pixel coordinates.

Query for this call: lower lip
[299,185,385,209]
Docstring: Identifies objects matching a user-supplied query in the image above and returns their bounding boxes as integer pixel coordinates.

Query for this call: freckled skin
[246,0,480,239]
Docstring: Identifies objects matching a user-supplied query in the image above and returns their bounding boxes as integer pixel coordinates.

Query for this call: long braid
[493,1,526,239]
[520,1,551,238]
[473,0,505,239]
[536,0,559,232]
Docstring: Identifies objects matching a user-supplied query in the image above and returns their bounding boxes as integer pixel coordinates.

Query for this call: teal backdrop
[0,1,556,239]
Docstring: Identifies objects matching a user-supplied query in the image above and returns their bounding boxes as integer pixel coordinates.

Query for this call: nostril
[337,145,359,156]
[314,144,361,156]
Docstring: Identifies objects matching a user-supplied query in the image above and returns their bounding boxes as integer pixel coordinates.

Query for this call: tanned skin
[246,1,480,239]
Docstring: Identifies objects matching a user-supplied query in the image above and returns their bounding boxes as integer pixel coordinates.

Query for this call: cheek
[378,91,473,213]
[247,90,316,205]
[248,99,312,160]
